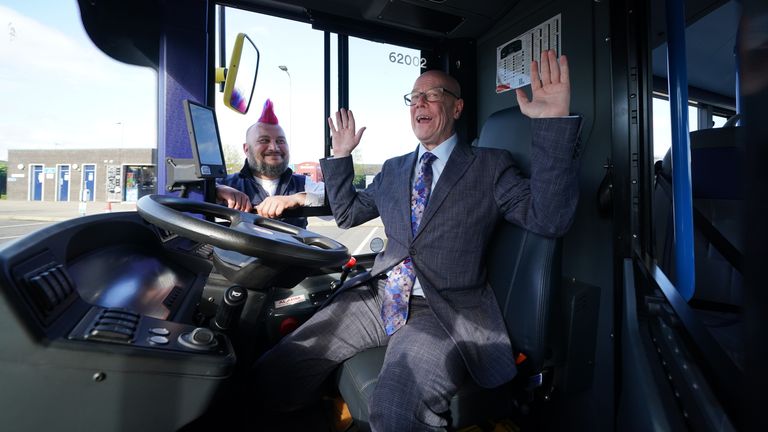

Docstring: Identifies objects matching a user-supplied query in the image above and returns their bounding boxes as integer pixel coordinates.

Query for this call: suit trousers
[253,281,467,431]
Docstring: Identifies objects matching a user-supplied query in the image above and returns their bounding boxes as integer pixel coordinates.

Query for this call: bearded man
[216,99,323,228]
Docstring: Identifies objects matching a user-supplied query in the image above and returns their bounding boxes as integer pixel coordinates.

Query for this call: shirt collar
[417,133,457,162]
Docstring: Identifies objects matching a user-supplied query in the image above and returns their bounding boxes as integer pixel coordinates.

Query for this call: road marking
[353,227,379,255]
[0,222,48,229]
[0,235,23,240]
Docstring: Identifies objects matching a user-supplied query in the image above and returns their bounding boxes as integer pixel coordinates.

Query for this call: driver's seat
[335,106,563,430]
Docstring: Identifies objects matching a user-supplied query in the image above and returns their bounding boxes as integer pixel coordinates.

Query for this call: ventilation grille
[23,264,77,319]
[156,227,178,242]
[163,285,184,309]
[378,0,464,34]
[195,244,214,259]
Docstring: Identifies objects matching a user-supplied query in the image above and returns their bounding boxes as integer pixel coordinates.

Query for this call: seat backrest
[477,106,562,371]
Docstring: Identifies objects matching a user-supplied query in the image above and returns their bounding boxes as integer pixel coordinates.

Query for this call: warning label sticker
[274,294,307,309]
[496,14,561,93]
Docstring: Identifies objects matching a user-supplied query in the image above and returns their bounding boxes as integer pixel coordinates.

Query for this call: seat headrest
[477,106,532,177]
[690,126,743,151]
[659,126,744,199]
[691,127,744,199]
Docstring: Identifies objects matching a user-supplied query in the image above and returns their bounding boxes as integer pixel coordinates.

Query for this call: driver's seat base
[337,347,515,430]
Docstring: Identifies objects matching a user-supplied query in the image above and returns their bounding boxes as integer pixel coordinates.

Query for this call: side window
[338,38,423,255]
[651,96,699,161]
[215,9,326,172]
[712,113,728,128]
[348,38,422,184]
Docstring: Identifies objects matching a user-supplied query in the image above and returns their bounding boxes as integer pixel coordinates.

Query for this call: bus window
[215,8,327,173]
[652,96,699,161]
[348,37,422,183]
[215,7,423,255]
[712,113,728,128]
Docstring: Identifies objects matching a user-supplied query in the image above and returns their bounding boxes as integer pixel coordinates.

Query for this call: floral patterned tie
[381,152,437,335]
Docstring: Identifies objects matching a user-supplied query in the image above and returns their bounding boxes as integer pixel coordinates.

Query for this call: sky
[0,1,421,167]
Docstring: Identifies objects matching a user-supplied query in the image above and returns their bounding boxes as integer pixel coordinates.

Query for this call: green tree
[352,174,366,189]
[222,143,244,175]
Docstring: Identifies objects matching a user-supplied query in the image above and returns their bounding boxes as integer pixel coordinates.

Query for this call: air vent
[156,227,178,242]
[163,285,184,309]
[195,244,214,259]
[24,264,76,317]
[378,0,464,34]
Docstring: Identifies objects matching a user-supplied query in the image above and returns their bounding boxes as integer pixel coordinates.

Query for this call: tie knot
[420,152,437,166]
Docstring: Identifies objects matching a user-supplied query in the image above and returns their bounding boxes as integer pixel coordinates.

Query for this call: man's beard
[248,154,289,179]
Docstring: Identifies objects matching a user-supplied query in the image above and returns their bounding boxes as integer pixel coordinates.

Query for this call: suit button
[409,247,417,256]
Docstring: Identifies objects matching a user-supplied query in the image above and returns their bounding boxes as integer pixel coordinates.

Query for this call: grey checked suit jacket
[319,117,581,388]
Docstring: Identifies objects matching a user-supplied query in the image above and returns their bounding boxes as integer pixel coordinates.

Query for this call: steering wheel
[136,195,349,268]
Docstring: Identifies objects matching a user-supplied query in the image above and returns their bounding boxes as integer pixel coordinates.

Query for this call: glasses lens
[404,94,413,105]
[425,88,443,102]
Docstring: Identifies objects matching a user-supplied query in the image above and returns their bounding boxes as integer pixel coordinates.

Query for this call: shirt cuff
[303,191,325,207]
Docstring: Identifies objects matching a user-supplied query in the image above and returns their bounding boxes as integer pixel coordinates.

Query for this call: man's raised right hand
[328,108,366,158]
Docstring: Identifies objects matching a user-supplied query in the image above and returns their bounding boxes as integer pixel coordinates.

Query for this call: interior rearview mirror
[216,33,260,114]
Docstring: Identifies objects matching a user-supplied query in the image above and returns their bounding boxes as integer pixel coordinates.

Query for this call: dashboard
[0,212,235,431]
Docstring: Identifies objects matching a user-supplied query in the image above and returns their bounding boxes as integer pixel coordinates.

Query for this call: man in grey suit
[254,49,581,431]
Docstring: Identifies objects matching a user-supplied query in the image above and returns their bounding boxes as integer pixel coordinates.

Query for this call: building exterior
[6,148,156,203]
[293,161,323,183]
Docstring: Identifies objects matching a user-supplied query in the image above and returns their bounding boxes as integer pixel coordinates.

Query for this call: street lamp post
[278,65,292,140]
[116,121,124,147]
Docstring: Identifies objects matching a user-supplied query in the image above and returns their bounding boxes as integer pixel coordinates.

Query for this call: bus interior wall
[476,1,614,429]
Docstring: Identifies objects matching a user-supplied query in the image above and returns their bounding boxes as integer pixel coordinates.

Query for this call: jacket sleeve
[494,117,582,237]
[319,156,381,228]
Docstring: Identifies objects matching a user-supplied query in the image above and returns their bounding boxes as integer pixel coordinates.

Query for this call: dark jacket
[220,161,308,228]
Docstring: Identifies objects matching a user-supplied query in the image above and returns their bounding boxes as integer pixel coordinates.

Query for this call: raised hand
[515,49,571,118]
[328,108,366,158]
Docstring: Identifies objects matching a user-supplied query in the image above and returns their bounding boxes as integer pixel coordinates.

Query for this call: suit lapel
[398,148,419,241]
[414,143,474,240]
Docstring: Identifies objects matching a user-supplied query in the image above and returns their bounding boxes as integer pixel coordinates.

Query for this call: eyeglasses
[403,87,460,106]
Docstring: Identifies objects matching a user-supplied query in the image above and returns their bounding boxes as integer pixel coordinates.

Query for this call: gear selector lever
[212,285,247,331]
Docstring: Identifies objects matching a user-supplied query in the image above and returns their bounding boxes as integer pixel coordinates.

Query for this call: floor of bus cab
[185,389,531,431]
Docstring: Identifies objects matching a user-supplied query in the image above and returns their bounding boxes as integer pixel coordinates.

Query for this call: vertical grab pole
[665,0,695,300]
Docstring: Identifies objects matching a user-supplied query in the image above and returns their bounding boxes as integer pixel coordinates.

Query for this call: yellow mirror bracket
[215,67,227,84]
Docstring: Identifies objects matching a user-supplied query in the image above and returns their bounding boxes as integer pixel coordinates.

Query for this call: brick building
[6,148,156,203]
[293,161,323,182]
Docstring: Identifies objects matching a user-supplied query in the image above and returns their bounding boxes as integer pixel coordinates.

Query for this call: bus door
[30,164,44,201]
[57,165,70,202]
[82,164,96,201]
